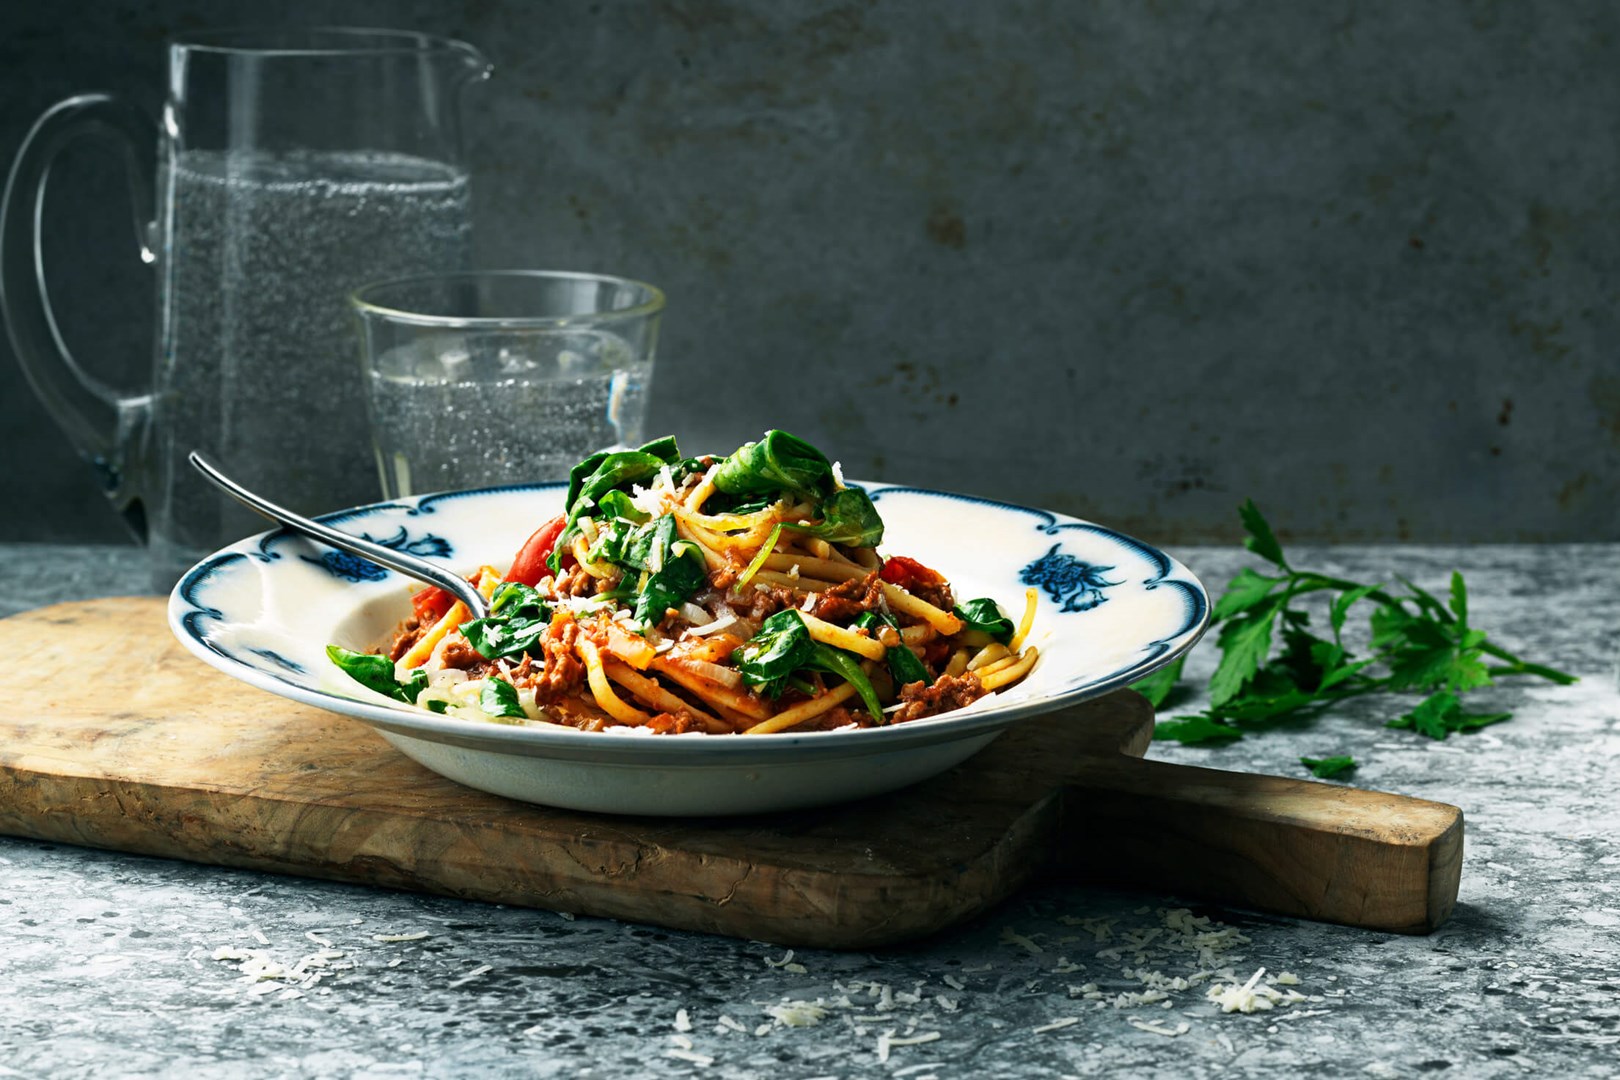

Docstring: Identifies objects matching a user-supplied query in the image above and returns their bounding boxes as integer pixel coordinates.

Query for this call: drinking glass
[0,28,491,588]
[350,270,666,497]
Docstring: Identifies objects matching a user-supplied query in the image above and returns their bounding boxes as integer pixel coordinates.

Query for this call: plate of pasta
[170,431,1208,816]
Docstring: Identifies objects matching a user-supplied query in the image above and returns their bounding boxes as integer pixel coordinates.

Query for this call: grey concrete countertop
[2,542,1617,1079]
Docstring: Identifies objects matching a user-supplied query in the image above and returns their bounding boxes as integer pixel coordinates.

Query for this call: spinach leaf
[552,437,683,572]
[732,609,813,698]
[732,609,884,722]
[595,489,649,524]
[489,581,544,615]
[326,645,428,705]
[586,517,640,567]
[460,582,552,660]
[782,486,884,548]
[712,430,833,498]
[564,437,681,512]
[954,597,1015,644]
[480,678,527,719]
[853,610,930,688]
[634,533,708,627]
[804,641,884,722]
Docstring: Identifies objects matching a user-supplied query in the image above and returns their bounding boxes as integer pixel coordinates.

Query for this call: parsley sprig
[1135,501,1577,748]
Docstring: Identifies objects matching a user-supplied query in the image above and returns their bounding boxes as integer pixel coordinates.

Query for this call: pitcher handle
[0,93,155,539]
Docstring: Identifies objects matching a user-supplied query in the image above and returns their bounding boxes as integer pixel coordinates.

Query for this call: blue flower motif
[1020,544,1120,613]
[311,550,390,582]
[299,527,453,582]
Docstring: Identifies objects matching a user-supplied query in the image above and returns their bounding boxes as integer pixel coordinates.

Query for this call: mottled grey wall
[3,1,1616,546]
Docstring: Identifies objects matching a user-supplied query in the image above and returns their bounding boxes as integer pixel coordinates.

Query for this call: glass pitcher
[0,27,491,588]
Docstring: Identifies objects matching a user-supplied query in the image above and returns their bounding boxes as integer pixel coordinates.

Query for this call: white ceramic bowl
[169,482,1208,815]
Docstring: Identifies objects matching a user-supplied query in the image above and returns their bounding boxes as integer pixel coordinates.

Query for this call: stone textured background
[3,1,1616,545]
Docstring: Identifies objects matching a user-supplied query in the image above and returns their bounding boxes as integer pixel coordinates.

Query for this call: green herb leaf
[854,611,931,688]
[711,430,833,499]
[1212,567,1284,621]
[636,540,708,628]
[1300,755,1357,779]
[1153,714,1243,744]
[551,438,683,572]
[952,597,1016,645]
[782,486,884,547]
[480,678,527,719]
[1329,583,1382,639]
[732,609,884,721]
[1158,499,1575,760]
[595,489,649,524]
[732,609,815,698]
[1130,655,1187,708]
[1207,598,1283,707]
[326,645,428,705]
[460,584,553,660]
[1388,690,1512,739]
[804,642,884,722]
[1238,499,1288,570]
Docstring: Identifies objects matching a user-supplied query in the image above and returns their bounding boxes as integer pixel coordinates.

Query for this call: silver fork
[189,450,490,620]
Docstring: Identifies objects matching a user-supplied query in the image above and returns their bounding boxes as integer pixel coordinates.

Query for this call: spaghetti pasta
[327,431,1041,735]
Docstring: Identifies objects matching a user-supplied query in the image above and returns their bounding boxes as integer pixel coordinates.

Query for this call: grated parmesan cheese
[766,1000,828,1027]
[1033,1017,1081,1034]
[665,1048,714,1067]
[1127,1017,1190,1038]
[999,926,1043,955]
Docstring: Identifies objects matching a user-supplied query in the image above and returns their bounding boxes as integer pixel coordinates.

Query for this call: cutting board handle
[1052,755,1464,933]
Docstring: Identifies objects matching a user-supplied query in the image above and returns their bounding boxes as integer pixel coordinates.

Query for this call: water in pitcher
[151,149,471,581]
[366,328,652,497]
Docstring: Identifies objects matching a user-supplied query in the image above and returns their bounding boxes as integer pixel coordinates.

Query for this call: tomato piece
[880,555,944,590]
[506,514,569,586]
[411,584,453,624]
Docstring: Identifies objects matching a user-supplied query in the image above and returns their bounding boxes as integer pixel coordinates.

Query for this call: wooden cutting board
[0,598,1463,948]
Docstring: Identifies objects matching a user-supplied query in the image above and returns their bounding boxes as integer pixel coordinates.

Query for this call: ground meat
[555,565,599,598]
[732,584,799,621]
[889,672,986,724]
[708,564,739,591]
[911,578,955,613]
[805,571,884,623]
[644,710,699,735]
[797,704,864,732]
[512,618,587,704]
[438,637,490,673]
[387,617,424,662]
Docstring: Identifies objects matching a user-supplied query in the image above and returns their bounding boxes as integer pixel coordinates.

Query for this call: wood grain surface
[0,598,1464,947]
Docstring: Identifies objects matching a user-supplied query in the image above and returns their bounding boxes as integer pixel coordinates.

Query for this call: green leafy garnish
[712,430,834,499]
[1301,755,1357,779]
[1140,500,1576,752]
[325,645,428,705]
[1387,690,1512,738]
[853,610,931,687]
[459,582,553,660]
[732,609,883,721]
[732,609,814,699]
[633,529,708,628]
[479,677,528,719]
[781,486,884,547]
[550,437,683,573]
[1130,655,1186,709]
[953,597,1015,644]
[714,430,884,548]
[1152,713,1244,744]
